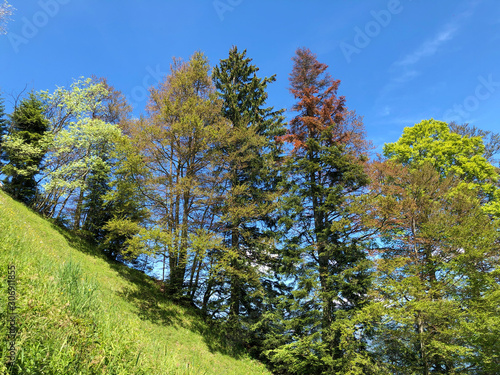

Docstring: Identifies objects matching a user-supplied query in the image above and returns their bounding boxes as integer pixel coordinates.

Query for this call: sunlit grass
[0,190,270,374]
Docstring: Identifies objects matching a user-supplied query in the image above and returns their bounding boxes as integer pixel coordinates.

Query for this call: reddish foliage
[280,47,371,157]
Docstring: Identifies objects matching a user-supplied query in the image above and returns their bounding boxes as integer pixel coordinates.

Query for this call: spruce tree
[0,93,8,170]
[212,46,286,323]
[81,157,112,243]
[100,139,149,262]
[269,48,373,373]
[3,92,48,205]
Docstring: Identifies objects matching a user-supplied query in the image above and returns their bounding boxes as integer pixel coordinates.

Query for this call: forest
[1,45,499,374]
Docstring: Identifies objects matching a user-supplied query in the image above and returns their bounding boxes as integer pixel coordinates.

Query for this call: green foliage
[0,92,8,168]
[449,121,500,164]
[212,46,286,323]
[383,118,499,215]
[367,153,500,372]
[36,78,124,229]
[124,52,230,298]
[4,51,500,375]
[81,158,113,242]
[267,47,374,374]
[2,92,49,205]
[43,119,121,194]
[384,119,495,180]
[101,134,149,261]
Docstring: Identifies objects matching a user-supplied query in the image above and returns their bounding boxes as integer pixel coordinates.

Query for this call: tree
[2,92,49,205]
[0,92,8,170]
[449,121,500,165]
[80,76,132,243]
[363,119,500,373]
[101,130,150,262]
[212,46,286,324]
[367,160,499,374]
[37,77,123,226]
[89,75,132,124]
[449,121,500,217]
[124,52,229,299]
[0,0,13,34]
[80,158,112,242]
[384,119,499,215]
[268,47,373,373]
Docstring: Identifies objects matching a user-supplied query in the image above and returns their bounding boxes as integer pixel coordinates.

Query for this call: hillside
[0,190,271,375]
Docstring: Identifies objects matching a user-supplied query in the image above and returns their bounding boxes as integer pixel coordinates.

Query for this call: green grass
[0,190,271,375]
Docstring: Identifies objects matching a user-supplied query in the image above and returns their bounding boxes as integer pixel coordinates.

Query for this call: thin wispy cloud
[375,69,420,111]
[374,2,478,119]
[393,0,479,69]
[377,24,459,103]
[395,25,458,67]
[392,69,419,84]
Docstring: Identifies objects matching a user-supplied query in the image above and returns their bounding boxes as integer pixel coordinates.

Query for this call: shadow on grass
[49,222,248,360]
[47,223,102,261]
[107,260,248,359]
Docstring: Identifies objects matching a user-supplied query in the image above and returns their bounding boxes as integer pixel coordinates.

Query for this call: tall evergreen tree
[101,133,150,262]
[212,46,286,324]
[81,157,112,243]
[2,92,49,205]
[0,93,8,170]
[268,48,373,373]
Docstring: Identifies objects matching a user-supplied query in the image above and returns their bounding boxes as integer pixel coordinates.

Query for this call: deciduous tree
[363,119,500,373]
[37,77,123,227]
[367,160,499,374]
[125,52,229,299]
[384,119,499,215]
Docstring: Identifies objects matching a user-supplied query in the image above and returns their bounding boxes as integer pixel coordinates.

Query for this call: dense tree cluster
[1,47,499,374]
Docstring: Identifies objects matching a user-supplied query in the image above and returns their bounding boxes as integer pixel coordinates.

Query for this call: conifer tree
[212,46,286,323]
[101,135,149,262]
[81,157,112,243]
[269,47,373,373]
[0,93,8,170]
[2,92,49,205]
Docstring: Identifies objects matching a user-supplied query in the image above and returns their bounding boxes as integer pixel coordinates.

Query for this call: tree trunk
[229,226,240,318]
[417,313,429,375]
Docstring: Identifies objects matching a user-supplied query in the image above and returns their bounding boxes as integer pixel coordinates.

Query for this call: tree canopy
[3,47,500,375]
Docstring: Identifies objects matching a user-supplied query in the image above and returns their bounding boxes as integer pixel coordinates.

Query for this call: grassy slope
[0,190,271,375]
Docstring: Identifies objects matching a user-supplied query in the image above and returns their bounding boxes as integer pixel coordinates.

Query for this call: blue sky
[1,0,499,153]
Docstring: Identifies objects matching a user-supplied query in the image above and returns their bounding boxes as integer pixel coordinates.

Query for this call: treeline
[1,47,500,374]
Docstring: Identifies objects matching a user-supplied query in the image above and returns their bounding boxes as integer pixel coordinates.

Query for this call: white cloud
[373,2,479,125]
[376,69,420,102]
[381,106,391,116]
[395,25,458,67]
